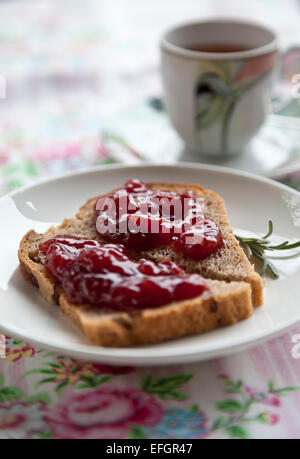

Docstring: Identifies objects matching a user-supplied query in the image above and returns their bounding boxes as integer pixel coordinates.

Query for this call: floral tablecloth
[1,0,300,439]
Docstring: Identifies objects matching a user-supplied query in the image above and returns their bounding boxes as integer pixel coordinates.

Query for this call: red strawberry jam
[39,236,209,311]
[95,179,224,260]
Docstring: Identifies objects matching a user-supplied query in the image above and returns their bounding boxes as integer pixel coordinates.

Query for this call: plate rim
[0,317,297,366]
[2,161,300,203]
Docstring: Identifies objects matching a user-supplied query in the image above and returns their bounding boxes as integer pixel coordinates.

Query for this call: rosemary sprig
[235,221,300,279]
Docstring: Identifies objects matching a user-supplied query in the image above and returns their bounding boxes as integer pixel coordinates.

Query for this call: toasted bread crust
[18,181,261,347]
[59,282,252,347]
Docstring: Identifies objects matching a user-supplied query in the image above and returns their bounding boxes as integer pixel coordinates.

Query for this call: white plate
[1,163,300,366]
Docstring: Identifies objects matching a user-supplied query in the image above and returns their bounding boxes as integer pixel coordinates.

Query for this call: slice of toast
[19,230,252,346]
[18,181,261,347]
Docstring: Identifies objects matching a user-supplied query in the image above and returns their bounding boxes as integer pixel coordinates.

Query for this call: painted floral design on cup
[194,52,277,153]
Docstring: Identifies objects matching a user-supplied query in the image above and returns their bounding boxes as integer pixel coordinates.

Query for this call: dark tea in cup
[184,43,253,53]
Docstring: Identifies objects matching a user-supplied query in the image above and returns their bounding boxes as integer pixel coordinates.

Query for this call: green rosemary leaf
[268,241,300,251]
[236,237,262,244]
[262,220,274,239]
[235,221,299,279]
[250,246,264,260]
[267,261,280,279]
[267,241,290,250]
[260,257,268,276]
[242,242,252,259]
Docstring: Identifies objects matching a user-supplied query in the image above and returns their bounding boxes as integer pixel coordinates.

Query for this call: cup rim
[161,18,278,60]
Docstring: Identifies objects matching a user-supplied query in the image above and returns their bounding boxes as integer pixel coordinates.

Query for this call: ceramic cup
[161,19,278,157]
